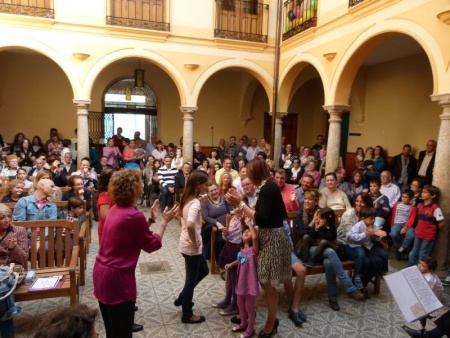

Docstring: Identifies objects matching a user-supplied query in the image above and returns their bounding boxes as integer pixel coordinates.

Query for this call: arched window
[100,79,157,142]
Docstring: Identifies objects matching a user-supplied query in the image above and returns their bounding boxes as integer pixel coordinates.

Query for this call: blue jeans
[177,253,209,318]
[345,244,388,282]
[407,238,435,267]
[311,247,356,302]
[0,293,15,338]
[390,223,415,250]
[160,184,174,211]
[345,246,365,278]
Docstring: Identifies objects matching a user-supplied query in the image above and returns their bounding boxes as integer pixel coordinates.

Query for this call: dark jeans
[0,293,15,338]
[160,184,174,210]
[99,300,135,338]
[176,253,209,318]
[345,244,388,285]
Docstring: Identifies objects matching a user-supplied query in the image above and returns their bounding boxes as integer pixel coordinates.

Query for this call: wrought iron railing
[282,0,318,41]
[107,0,169,32]
[215,0,269,43]
[349,0,365,8]
[0,0,54,18]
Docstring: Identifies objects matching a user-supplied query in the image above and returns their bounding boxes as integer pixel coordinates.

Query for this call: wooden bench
[54,201,88,286]
[287,210,381,295]
[14,219,80,305]
[4,200,88,287]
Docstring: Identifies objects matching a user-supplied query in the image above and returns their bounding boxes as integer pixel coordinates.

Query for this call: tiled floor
[14,206,450,337]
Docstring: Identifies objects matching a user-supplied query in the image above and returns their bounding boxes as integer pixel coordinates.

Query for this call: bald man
[13,178,57,222]
[418,139,437,185]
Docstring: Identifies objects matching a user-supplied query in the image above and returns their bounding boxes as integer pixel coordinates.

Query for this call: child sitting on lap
[347,207,389,289]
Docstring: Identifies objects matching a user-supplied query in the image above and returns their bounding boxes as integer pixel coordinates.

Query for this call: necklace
[211,198,222,207]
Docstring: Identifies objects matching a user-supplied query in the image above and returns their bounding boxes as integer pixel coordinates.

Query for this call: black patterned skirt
[257,227,292,286]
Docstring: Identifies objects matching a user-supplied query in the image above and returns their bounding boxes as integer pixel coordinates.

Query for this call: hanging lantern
[125,87,132,101]
[135,69,144,87]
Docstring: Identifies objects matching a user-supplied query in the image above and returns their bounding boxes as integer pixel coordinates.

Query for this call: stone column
[180,106,198,164]
[431,93,450,272]
[322,105,350,174]
[273,112,287,169]
[73,99,91,164]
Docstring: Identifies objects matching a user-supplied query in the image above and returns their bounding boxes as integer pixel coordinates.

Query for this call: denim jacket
[12,195,58,238]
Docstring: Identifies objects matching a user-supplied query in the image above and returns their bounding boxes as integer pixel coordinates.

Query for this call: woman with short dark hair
[33,304,98,338]
[226,158,291,337]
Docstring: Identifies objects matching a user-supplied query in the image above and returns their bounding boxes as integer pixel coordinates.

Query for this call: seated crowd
[0,127,448,338]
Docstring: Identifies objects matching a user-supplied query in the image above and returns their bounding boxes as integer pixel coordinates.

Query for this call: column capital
[276,112,288,118]
[179,106,198,114]
[431,93,450,106]
[73,99,91,109]
[322,105,350,113]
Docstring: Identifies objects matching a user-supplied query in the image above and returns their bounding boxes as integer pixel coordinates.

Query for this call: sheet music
[29,276,63,290]
[384,266,442,322]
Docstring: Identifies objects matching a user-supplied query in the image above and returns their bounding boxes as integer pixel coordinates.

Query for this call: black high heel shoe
[258,318,279,338]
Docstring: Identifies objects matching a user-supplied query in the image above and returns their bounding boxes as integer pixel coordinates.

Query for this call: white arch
[82,48,189,105]
[190,59,274,107]
[278,53,330,102]
[330,18,447,104]
[0,38,82,99]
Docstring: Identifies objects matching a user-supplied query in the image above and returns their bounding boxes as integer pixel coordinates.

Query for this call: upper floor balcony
[215,0,269,44]
[282,0,318,41]
[106,0,170,32]
[0,0,53,18]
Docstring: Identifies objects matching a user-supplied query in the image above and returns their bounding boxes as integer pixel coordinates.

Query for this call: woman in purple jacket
[93,169,178,338]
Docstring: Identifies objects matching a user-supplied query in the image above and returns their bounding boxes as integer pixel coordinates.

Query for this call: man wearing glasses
[418,139,437,185]
[389,144,417,192]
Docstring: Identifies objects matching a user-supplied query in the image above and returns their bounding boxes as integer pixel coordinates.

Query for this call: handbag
[0,263,22,321]
[0,264,19,302]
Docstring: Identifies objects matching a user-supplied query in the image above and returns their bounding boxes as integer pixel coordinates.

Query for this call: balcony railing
[215,0,269,43]
[107,0,169,32]
[349,0,365,7]
[282,0,318,41]
[0,0,54,18]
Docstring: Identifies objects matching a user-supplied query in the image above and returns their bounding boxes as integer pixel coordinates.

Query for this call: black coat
[389,154,417,185]
[417,151,435,185]
[174,171,187,195]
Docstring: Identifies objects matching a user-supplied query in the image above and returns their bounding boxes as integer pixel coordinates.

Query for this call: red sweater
[389,202,417,230]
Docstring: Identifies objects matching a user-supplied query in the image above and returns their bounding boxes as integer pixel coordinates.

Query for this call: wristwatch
[238,201,246,210]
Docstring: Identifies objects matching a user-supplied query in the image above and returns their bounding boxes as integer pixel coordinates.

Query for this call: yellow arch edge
[331,18,447,105]
[278,52,330,111]
[82,48,189,105]
[0,37,81,100]
[190,58,274,108]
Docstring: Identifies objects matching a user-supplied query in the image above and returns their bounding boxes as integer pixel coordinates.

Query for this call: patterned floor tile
[13,207,450,337]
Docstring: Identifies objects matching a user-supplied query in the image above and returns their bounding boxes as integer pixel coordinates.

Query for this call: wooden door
[264,112,298,147]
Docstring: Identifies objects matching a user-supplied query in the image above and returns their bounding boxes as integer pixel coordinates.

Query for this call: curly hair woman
[93,169,179,338]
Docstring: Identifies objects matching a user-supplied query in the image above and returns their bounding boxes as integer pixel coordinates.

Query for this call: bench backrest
[14,220,79,270]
